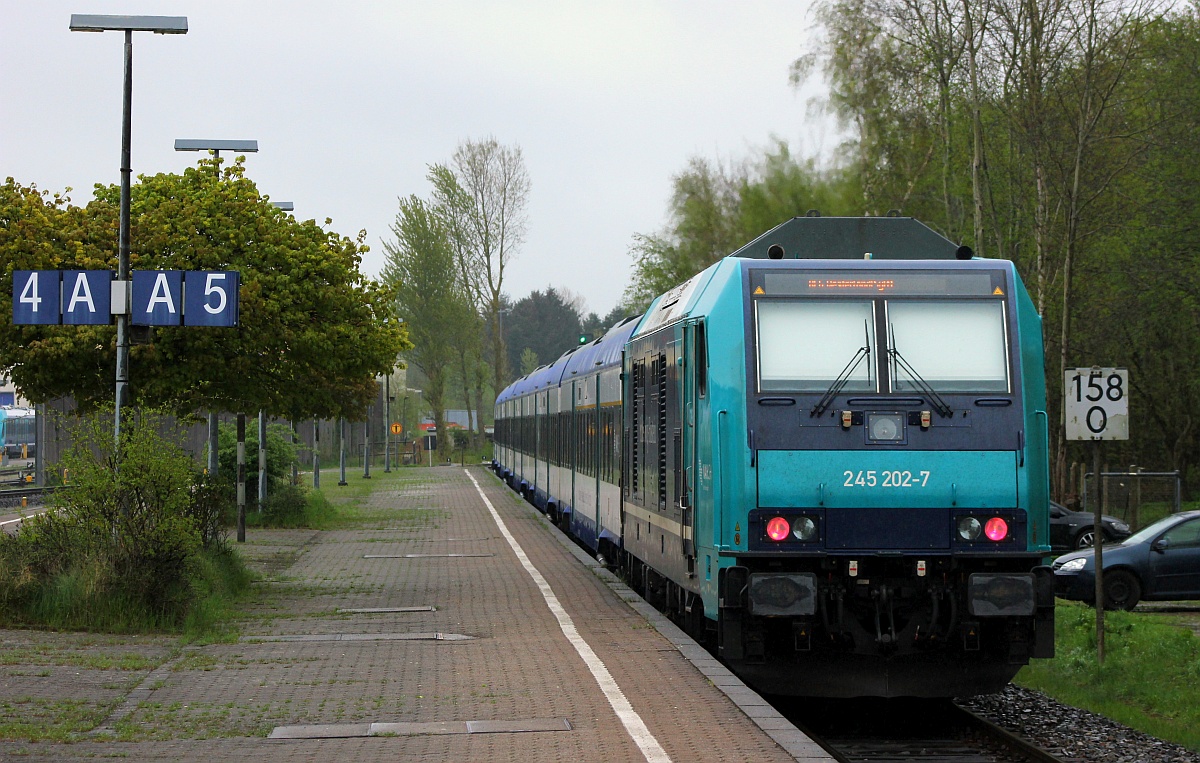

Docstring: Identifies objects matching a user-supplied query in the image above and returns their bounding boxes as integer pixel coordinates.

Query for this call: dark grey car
[1048,500,1131,551]
[1052,510,1200,610]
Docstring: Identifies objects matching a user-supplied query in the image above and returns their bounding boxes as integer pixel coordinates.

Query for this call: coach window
[756,300,876,392]
[886,300,1009,393]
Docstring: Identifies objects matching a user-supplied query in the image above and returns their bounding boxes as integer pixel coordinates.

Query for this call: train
[0,406,36,459]
[491,216,1055,698]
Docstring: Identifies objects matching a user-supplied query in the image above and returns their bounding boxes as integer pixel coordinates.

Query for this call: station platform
[0,465,830,761]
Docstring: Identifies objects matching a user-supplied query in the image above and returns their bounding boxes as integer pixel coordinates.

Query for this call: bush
[215,420,298,507]
[0,409,244,632]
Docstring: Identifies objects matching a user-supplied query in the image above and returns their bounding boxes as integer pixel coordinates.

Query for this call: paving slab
[0,466,831,762]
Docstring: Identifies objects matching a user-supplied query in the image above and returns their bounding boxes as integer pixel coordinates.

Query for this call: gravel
[960,684,1199,763]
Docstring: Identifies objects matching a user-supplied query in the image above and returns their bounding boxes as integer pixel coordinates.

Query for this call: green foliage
[520,347,540,375]
[1018,600,1200,751]
[383,195,470,464]
[214,421,297,503]
[0,410,248,632]
[504,287,582,375]
[623,144,858,309]
[0,160,410,420]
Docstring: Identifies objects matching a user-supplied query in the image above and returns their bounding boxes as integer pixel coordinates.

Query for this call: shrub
[0,409,242,631]
[215,421,298,507]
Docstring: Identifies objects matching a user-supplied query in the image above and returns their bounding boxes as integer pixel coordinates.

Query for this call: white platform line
[465,469,672,763]
[0,509,47,528]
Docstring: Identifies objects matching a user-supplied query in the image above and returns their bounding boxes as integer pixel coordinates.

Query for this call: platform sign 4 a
[12,270,62,325]
[1065,367,1129,441]
[14,269,239,327]
[62,270,113,325]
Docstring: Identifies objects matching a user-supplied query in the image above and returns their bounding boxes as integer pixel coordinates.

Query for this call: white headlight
[1058,557,1088,572]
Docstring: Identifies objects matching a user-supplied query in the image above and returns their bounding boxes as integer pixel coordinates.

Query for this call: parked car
[1052,509,1200,610]
[1048,500,1131,551]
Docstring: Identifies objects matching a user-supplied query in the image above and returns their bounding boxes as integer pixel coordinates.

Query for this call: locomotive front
[713,257,1055,698]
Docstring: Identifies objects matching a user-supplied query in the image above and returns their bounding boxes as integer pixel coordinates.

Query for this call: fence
[1078,466,1182,532]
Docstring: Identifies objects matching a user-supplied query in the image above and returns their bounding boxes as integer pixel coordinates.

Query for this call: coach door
[681,319,705,577]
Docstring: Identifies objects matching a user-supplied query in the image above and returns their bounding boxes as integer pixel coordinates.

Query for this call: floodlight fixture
[69,15,187,33]
[174,139,259,153]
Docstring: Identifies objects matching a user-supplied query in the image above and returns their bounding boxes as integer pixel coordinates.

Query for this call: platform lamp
[70,14,188,452]
[173,139,259,480]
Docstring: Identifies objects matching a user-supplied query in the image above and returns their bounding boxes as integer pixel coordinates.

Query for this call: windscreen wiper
[887,328,953,418]
[810,322,872,417]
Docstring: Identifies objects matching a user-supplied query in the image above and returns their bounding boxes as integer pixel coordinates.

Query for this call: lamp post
[173,139,259,479]
[70,14,188,452]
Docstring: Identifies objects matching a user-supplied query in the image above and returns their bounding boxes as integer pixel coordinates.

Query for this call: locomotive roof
[729,216,962,260]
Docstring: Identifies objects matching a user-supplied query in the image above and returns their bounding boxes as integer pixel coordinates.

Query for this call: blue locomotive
[493,217,1055,698]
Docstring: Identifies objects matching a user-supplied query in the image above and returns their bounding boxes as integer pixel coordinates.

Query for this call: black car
[1048,500,1131,551]
[1052,509,1200,610]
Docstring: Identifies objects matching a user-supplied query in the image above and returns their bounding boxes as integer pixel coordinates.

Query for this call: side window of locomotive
[696,322,707,398]
[886,300,1009,393]
[756,300,876,392]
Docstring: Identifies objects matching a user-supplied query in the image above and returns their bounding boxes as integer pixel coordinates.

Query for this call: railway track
[0,485,54,530]
[776,696,1073,763]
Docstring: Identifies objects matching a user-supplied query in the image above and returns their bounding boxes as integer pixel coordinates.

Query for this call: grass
[1016,599,1200,751]
[0,697,118,743]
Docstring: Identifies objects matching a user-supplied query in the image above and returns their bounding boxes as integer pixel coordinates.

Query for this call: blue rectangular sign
[132,270,184,326]
[184,271,240,327]
[62,270,113,325]
[12,270,61,325]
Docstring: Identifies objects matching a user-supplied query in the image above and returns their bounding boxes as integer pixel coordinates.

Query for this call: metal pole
[258,410,267,507]
[114,29,133,452]
[364,405,372,479]
[384,375,391,473]
[205,152,223,480]
[312,418,320,489]
[34,403,45,487]
[207,413,218,476]
[291,419,299,485]
[1093,441,1105,664]
[237,413,246,543]
[338,417,347,486]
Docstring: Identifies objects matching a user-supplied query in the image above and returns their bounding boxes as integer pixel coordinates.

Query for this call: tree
[519,348,540,376]
[0,162,407,420]
[382,195,470,465]
[429,138,530,404]
[624,145,856,309]
[503,287,583,378]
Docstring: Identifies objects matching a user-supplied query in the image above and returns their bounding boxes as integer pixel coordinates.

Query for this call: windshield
[1123,514,1193,546]
[887,301,1009,393]
[756,301,875,392]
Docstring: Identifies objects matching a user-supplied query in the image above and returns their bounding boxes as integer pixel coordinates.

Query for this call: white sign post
[1065,368,1129,441]
[1065,367,1130,664]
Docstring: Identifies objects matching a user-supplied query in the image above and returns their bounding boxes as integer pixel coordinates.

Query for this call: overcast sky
[3,1,833,317]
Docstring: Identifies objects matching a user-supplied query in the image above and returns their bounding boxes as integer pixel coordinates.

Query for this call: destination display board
[752,269,1004,297]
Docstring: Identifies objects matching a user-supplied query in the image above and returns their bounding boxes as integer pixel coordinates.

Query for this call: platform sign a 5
[184,271,240,327]
[132,270,184,326]
[62,271,113,325]
[12,270,61,325]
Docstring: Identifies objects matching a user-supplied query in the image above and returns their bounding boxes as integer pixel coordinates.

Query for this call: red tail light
[984,517,1009,541]
[766,516,791,542]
